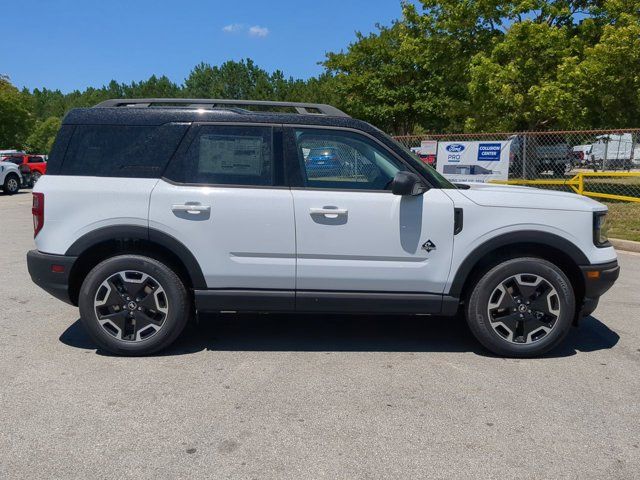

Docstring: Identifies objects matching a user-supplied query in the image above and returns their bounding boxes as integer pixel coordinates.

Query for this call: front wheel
[3,174,20,194]
[78,255,191,355]
[32,171,42,183]
[466,257,575,357]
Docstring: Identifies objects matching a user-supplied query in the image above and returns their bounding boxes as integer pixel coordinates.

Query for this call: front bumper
[27,250,77,305]
[578,260,620,317]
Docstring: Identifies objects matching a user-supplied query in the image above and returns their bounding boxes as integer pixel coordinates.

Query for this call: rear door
[149,123,296,305]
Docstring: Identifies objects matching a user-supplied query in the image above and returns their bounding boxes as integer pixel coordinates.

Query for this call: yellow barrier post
[490,172,640,203]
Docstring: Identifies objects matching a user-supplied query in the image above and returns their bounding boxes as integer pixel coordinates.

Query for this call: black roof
[63,98,380,131]
[63,106,379,133]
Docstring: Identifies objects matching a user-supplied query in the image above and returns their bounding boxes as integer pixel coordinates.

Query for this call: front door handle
[309,207,348,217]
[171,204,211,215]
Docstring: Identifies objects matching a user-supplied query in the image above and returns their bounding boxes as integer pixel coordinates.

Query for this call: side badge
[422,240,436,252]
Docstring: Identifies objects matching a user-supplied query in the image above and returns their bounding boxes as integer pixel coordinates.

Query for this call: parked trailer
[588,134,636,171]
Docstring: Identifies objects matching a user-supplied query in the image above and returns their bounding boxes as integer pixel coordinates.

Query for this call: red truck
[1,154,47,182]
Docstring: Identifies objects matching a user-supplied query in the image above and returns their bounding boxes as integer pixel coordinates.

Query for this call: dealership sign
[436,141,511,183]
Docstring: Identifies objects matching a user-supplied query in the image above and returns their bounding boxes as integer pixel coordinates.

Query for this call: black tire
[32,171,42,183]
[3,173,20,194]
[465,257,575,358]
[78,254,191,356]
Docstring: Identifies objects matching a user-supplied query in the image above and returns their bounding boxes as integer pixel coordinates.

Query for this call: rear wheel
[2,174,20,194]
[32,171,42,183]
[78,255,190,355]
[466,257,575,357]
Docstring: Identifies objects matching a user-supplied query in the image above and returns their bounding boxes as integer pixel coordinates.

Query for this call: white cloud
[222,23,243,33]
[248,25,269,38]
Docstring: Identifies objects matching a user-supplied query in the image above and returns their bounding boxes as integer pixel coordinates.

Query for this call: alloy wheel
[6,178,19,193]
[487,273,561,344]
[94,270,169,342]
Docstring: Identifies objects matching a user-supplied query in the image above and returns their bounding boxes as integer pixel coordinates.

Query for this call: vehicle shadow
[59,313,619,358]
[0,191,30,196]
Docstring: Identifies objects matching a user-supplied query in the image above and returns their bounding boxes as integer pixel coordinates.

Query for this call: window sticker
[199,135,264,176]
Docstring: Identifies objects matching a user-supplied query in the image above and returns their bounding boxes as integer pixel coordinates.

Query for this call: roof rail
[94,98,349,117]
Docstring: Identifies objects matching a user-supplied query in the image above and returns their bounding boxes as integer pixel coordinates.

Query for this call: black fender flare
[65,225,207,289]
[448,230,589,298]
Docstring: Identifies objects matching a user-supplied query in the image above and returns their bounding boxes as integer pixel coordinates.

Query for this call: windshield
[388,137,457,189]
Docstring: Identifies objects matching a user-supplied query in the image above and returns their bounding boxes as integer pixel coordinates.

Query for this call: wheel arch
[449,231,587,308]
[3,170,20,182]
[66,225,206,305]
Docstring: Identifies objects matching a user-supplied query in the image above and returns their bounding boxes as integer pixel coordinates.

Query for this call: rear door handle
[171,204,211,215]
[309,207,348,217]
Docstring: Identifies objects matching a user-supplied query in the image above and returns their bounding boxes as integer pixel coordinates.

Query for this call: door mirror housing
[391,171,427,196]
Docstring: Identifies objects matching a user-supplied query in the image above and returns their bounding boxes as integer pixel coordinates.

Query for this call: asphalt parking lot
[1,191,639,479]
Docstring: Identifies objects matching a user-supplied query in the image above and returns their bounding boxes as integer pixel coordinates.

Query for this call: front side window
[28,156,43,163]
[295,129,407,190]
[165,125,274,186]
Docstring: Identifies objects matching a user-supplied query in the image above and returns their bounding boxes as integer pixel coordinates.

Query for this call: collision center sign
[436,141,511,183]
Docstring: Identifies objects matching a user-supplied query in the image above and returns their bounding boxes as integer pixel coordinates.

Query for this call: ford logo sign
[446,143,466,153]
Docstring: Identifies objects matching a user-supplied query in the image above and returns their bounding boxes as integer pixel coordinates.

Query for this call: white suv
[1,161,24,194]
[27,99,620,357]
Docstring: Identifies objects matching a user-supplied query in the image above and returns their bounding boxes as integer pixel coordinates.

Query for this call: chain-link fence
[394,129,640,202]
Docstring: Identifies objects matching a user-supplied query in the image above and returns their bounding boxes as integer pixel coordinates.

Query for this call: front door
[289,128,454,294]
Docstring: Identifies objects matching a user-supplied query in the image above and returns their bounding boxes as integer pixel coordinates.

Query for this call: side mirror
[391,171,427,196]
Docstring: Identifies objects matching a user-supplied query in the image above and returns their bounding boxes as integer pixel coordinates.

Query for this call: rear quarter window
[59,123,188,178]
[45,125,74,175]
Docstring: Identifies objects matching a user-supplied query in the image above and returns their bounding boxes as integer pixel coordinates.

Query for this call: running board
[194,289,460,316]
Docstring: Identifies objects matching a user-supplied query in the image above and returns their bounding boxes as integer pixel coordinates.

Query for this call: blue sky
[2,0,409,93]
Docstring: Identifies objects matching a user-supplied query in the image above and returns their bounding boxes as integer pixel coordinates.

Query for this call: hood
[457,182,607,212]
[0,162,19,172]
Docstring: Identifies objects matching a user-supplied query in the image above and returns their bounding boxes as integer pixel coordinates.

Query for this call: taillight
[32,192,44,238]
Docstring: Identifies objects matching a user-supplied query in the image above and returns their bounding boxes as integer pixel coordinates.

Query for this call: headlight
[593,211,610,247]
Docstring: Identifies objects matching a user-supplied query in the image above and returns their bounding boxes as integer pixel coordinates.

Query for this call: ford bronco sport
[27,99,620,357]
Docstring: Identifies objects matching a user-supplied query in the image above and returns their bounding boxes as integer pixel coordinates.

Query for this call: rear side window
[60,124,188,178]
[164,125,274,186]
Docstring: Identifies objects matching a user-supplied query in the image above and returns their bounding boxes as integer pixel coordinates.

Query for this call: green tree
[123,75,181,98]
[324,22,423,134]
[0,77,32,149]
[323,0,640,133]
[324,1,513,133]
[465,21,577,131]
[544,11,640,128]
[184,59,275,100]
[25,116,62,153]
